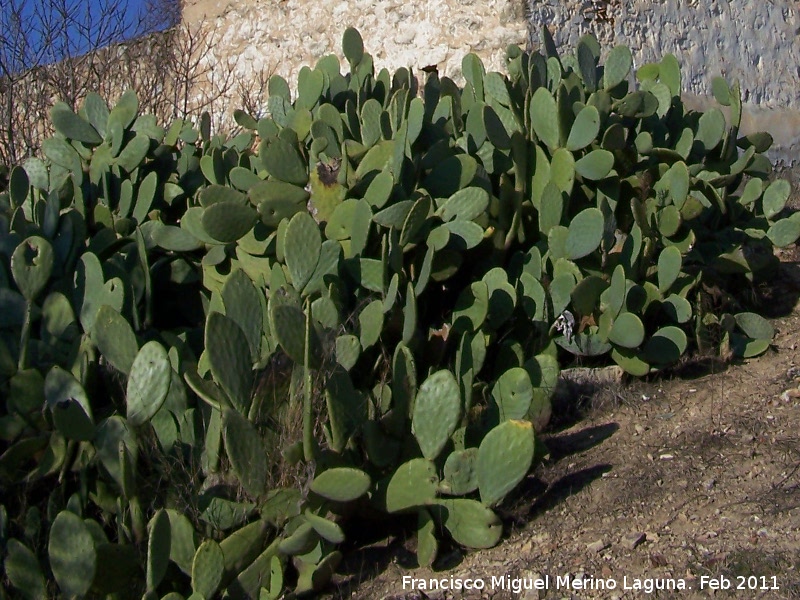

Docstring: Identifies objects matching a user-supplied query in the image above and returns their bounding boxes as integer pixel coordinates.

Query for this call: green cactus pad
[126,340,172,426]
[763,179,791,220]
[767,215,800,247]
[385,458,438,513]
[576,36,599,91]
[44,366,95,441]
[358,299,384,350]
[42,137,81,173]
[444,220,484,250]
[657,246,682,293]
[611,347,650,376]
[324,368,367,452]
[200,184,247,208]
[525,354,558,432]
[642,326,688,364]
[8,165,29,207]
[261,138,308,186]
[82,91,109,136]
[48,511,97,598]
[734,312,774,341]
[226,540,283,599]
[399,195,432,247]
[279,522,318,556]
[249,179,309,205]
[601,265,627,318]
[94,416,136,491]
[11,237,54,302]
[22,157,48,190]
[657,205,682,237]
[491,368,534,421]
[146,510,171,591]
[222,408,267,497]
[423,154,478,198]
[296,67,324,110]
[294,549,342,595]
[695,108,725,152]
[4,538,47,599]
[565,208,604,259]
[269,298,322,369]
[566,105,600,151]
[309,296,338,332]
[437,187,489,222]
[431,499,502,548]
[603,45,632,89]
[335,335,361,370]
[164,510,197,575]
[221,270,264,364]
[530,88,558,149]
[302,239,340,296]
[7,369,44,418]
[549,147,575,195]
[452,281,489,332]
[570,275,607,316]
[537,181,563,236]
[575,149,614,180]
[108,88,138,130]
[304,511,345,544]
[342,27,365,65]
[202,202,257,243]
[390,343,416,421]
[284,212,321,292]
[51,101,102,144]
[256,199,303,229]
[115,134,150,172]
[199,152,223,185]
[662,293,692,323]
[92,305,138,375]
[608,312,645,348]
[416,509,438,568]
[191,540,224,598]
[373,200,414,230]
[549,271,576,315]
[325,199,359,241]
[477,419,535,506]
[151,225,204,252]
[412,370,461,460]
[441,448,479,495]
[310,468,371,502]
[483,104,512,149]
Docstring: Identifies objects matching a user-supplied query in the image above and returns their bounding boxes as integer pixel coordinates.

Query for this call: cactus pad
[222,408,267,497]
[385,458,438,513]
[126,341,171,427]
[412,370,461,460]
[48,511,97,598]
[310,468,371,502]
[477,420,535,507]
[431,499,502,549]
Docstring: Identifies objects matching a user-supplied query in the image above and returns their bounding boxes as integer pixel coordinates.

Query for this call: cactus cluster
[0,26,797,599]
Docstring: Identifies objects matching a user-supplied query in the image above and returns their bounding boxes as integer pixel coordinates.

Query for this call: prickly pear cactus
[0,23,795,600]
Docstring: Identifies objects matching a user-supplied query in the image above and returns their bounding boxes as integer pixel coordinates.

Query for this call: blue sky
[2,0,176,72]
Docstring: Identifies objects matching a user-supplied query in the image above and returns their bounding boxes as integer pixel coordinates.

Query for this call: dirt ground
[322,243,800,599]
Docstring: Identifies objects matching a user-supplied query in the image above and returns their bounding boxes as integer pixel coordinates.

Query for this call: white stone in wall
[182,0,527,87]
[527,0,800,165]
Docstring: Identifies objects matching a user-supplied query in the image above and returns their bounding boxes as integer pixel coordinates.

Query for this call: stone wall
[179,0,799,166]
[180,0,527,102]
[527,0,800,166]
